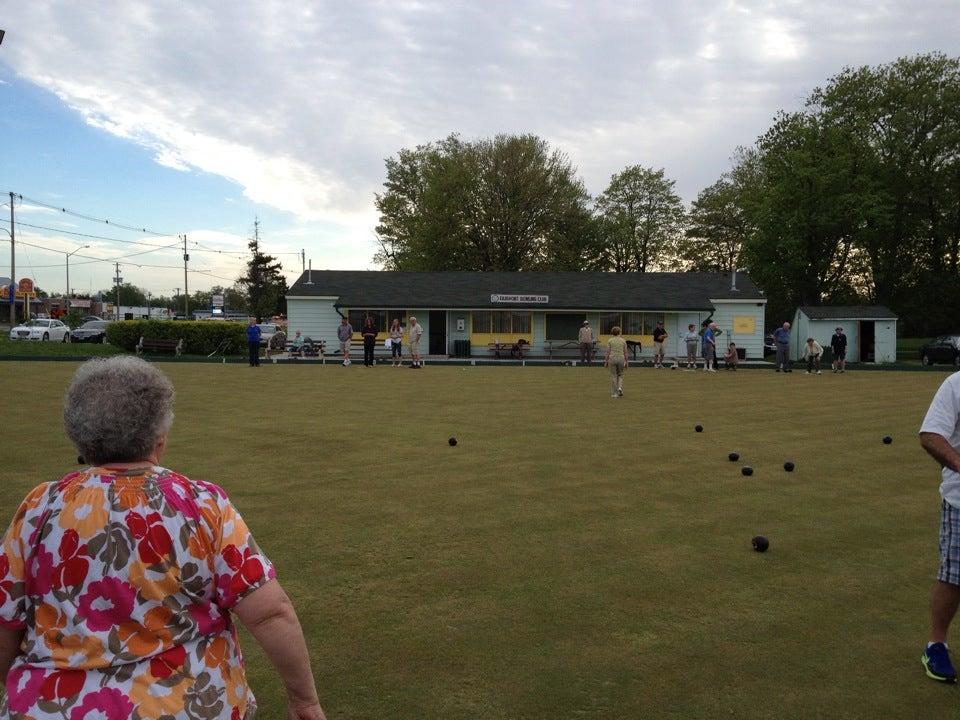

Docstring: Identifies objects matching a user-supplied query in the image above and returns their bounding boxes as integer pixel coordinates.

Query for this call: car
[256,323,280,347]
[82,315,104,323]
[764,334,777,355]
[70,320,110,344]
[920,336,960,367]
[9,318,71,342]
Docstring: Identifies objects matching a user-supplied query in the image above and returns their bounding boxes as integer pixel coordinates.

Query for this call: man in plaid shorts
[920,372,960,683]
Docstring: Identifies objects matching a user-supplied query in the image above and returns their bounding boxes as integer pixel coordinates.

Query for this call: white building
[791,306,898,363]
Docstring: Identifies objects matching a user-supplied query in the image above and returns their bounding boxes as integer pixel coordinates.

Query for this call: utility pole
[9,191,15,325]
[114,263,122,321]
[182,234,189,319]
[65,244,89,313]
[301,248,305,274]
[146,291,151,319]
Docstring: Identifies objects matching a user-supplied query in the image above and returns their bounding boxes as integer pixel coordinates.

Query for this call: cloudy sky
[1,0,957,296]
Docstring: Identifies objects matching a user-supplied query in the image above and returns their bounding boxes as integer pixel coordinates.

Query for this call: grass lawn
[2,362,959,719]
[0,336,124,357]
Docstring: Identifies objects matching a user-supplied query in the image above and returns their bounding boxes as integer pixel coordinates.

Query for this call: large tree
[375,134,594,270]
[239,221,287,321]
[589,166,685,272]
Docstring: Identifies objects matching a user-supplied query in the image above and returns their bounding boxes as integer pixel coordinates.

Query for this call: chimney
[306,260,313,285]
[730,264,738,292]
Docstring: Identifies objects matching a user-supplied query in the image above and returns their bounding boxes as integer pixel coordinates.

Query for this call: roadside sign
[212,294,224,307]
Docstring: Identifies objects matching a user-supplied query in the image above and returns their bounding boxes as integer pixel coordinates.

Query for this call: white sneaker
[817,370,822,375]
[708,368,716,372]
[611,394,618,398]
[618,387,624,397]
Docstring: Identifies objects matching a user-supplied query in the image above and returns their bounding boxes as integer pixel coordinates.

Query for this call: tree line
[374,53,960,335]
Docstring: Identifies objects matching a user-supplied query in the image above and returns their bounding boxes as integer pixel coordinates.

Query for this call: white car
[9,318,71,342]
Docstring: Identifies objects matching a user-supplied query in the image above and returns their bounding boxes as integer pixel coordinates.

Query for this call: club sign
[490,294,549,304]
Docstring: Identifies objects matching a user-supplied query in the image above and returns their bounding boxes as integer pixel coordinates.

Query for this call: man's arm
[920,432,960,474]
[0,626,24,686]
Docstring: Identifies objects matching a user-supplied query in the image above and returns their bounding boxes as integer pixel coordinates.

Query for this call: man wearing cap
[831,326,848,373]
[579,320,594,364]
[652,320,668,369]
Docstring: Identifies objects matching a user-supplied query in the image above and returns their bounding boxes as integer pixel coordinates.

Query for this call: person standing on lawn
[774,321,792,372]
[361,315,378,368]
[652,320,668,368]
[337,316,353,366]
[605,325,629,397]
[247,319,261,367]
[389,318,404,367]
[702,322,717,372]
[408,316,423,369]
[683,323,699,370]
[579,321,594,364]
[831,327,848,373]
[918,373,960,684]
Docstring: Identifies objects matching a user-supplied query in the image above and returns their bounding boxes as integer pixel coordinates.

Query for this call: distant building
[791,306,898,363]
[286,270,767,359]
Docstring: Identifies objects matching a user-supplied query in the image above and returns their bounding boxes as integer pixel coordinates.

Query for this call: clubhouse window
[600,312,665,335]
[472,311,532,334]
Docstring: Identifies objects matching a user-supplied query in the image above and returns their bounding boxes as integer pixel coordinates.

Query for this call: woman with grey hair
[0,357,325,720]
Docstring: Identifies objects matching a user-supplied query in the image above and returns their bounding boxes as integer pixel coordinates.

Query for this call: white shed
[791,306,898,363]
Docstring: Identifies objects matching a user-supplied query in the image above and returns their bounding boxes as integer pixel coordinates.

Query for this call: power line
[13,193,176,237]
[0,219,175,248]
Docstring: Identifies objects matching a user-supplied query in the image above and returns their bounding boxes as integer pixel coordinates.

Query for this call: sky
[0,0,958,296]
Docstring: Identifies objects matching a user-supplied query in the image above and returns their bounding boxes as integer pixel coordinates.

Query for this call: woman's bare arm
[234,580,326,719]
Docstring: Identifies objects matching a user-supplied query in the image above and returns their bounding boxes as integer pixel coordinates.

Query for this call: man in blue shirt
[247,319,262,367]
[774,321,792,372]
[702,322,717,372]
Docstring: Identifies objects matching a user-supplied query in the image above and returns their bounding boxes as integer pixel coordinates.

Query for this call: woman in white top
[804,338,824,375]
[389,318,404,367]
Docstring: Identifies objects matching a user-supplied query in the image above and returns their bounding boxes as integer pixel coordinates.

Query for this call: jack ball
[783,461,795,472]
[448,437,458,446]
[728,452,740,462]
[751,535,770,552]
[741,466,754,477]
[883,436,893,445]
[695,425,704,433]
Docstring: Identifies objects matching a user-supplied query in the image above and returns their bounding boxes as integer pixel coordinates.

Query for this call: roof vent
[306,260,313,286]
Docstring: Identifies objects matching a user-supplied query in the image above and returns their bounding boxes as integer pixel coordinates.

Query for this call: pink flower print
[26,547,55,596]
[69,687,135,719]
[5,665,45,713]
[77,577,136,632]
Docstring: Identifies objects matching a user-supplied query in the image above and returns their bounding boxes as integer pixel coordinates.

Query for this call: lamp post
[65,244,89,313]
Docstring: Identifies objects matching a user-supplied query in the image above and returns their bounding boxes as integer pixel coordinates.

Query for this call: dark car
[82,315,104,323]
[764,334,777,356]
[71,320,110,344]
[920,336,960,367]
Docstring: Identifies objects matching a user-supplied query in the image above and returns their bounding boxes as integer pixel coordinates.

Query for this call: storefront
[286,271,767,359]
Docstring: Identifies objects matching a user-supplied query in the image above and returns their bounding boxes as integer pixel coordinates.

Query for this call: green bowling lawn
[1,361,957,719]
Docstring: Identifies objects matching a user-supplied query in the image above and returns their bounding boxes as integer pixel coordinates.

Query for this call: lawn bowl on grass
[0,363,954,719]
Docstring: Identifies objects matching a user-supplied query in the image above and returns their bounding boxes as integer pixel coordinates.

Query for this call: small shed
[791,306,898,363]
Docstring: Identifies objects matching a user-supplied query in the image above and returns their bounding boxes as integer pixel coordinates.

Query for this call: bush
[106,320,247,355]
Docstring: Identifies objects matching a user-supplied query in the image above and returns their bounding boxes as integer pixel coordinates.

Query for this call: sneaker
[776,368,781,372]
[922,643,958,683]
[805,371,810,375]
[817,370,822,375]
[611,394,618,398]
[618,387,624,397]
[708,368,717,373]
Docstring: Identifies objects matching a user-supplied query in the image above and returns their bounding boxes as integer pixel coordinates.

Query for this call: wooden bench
[136,336,183,356]
[286,338,326,357]
[545,340,598,360]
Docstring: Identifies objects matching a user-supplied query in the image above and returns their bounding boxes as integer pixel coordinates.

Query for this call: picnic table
[488,341,530,359]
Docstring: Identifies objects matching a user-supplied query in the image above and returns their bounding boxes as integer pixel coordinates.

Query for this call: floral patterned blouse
[0,466,275,720]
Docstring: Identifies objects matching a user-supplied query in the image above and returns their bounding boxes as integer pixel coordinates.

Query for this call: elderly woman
[0,357,325,720]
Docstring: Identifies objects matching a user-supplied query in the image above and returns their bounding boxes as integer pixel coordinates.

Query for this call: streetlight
[65,244,89,313]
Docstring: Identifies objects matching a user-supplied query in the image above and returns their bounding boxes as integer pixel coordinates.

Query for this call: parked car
[920,336,960,367]
[9,318,71,342]
[82,315,104,323]
[256,323,280,347]
[71,320,110,344]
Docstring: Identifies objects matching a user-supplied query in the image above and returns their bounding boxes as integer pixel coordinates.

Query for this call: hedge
[106,320,247,355]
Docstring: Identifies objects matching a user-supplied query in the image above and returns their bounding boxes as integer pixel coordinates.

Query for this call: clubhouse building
[285,271,767,360]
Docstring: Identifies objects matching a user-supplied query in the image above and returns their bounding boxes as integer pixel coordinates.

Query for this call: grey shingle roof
[799,305,898,320]
[288,271,764,311]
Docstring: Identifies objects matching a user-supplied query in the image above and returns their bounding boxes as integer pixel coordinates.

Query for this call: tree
[97,283,147,307]
[238,220,287,321]
[675,149,760,272]
[375,134,594,270]
[589,166,685,272]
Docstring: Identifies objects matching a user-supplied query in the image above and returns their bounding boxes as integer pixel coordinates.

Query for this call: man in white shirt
[919,372,960,683]
[578,321,594,364]
[408,316,423,369]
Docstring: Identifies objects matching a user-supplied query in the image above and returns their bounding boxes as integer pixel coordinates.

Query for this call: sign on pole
[212,294,225,308]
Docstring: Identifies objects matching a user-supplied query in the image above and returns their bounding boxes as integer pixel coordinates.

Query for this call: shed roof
[798,305,898,320]
[287,271,764,311]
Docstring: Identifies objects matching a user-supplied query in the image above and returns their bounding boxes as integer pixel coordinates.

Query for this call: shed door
[859,321,875,363]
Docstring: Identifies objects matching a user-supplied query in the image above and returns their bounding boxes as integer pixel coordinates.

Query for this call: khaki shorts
[409,340,421,355]
[654,341,665,354]
[339,340,351,353]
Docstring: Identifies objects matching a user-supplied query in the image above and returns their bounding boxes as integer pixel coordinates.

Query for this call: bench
[545,339,599,360]
[489,341,529,359]
[286,338,326,357]
[136,336,183,356]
